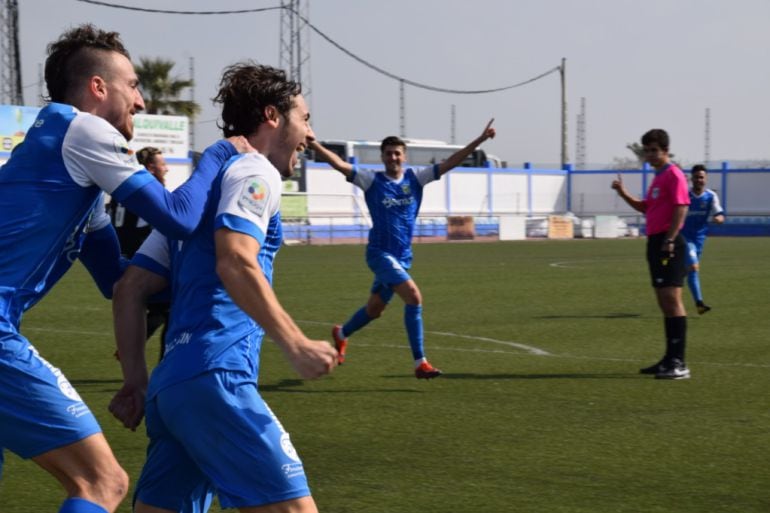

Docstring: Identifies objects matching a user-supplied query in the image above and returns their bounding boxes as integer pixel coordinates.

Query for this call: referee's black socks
[664,316,687,362]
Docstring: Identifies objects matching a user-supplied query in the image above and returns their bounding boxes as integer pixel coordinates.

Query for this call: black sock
[664,316,687,362]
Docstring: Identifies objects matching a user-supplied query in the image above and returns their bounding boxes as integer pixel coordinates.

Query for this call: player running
[681,164,725,314]
[309,120,496,379]
[109,62,337,513]
[0,25,244,513]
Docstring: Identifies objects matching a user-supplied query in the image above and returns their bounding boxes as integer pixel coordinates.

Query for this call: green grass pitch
[1,237,769,512]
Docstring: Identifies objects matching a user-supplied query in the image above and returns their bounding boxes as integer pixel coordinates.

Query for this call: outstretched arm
[611,173,646,213]
[308,140,354,179]
[117,136,253,240]
[437,118,496,176]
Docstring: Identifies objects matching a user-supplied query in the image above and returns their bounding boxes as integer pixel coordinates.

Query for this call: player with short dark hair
[612,128,691,379]
[682,164,725,314]
[109,62,337,513]
[309,120,496,379]
[0,24,244,513]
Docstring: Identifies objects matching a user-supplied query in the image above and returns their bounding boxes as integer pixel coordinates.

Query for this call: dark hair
[641,129,669,152]
[44,24,130,103]
[691,164,707,175]
[380,136,407,153]
[137,147,162,167]
[213,62,301,138]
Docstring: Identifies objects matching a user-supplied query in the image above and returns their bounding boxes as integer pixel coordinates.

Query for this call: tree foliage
[135,57,200,118]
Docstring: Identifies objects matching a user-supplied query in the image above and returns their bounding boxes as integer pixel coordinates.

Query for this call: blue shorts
[366,250,412,304]
[135,369,310,510]
[0,334,101,462]
[686,241,702,267]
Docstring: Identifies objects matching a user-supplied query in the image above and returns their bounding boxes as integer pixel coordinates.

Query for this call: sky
[13,0,770,168]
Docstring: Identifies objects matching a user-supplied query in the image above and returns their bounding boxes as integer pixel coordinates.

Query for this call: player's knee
[690,263,699,272]
[99,464,129,511]
[366,304,385,319]
[71,464,129,511]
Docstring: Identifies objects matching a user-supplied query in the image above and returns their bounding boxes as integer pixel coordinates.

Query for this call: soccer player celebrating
[611,129,691,380]
[682,164,725,314]
[309,120,496,379]
[0,25,244,513]
[109,62,338,513]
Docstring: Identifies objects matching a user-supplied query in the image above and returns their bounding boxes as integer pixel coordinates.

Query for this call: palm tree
[135,57,200,118]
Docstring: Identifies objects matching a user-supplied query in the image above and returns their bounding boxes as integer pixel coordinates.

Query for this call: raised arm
[308,140,354,179]
[437,118,496,176]
[215,228,338,379]
[611,173,646,213]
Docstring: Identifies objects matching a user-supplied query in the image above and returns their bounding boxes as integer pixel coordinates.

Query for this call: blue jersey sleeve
[115,140,237,239]
[78,224,129,299]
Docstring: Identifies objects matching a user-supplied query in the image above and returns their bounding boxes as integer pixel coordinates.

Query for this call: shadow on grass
[261,378,421,394]
[534,312,641,319]
[438,372,641,380]
[74,378,422,394]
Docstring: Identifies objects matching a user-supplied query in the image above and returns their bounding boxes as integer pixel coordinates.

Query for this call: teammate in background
[681,164,725,314]
[109,62,338,513]
[0,25,244,513]
[107,147,169,257]
[107,147,171,356]
[611,129,691,380]
[309,119,496,379]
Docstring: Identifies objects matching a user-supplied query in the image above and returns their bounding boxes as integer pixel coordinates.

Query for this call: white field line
[22,322,770,370]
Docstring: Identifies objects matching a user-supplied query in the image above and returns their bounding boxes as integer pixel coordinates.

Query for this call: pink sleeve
[672,172,690,205]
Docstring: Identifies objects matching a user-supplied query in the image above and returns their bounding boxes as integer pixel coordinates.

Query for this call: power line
[75,0,560,95]
[75,0,282,15]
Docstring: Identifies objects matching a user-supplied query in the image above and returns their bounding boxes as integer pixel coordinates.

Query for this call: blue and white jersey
[0,103,155,331]
[144,152,283,398]
[681,188,724,246]
[349,165,440,264]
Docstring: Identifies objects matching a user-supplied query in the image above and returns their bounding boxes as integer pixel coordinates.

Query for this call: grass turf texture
[1,237,768,512]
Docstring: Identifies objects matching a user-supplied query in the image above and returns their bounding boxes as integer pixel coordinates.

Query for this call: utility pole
[560,57,568,168]
[0,0,23,105]
[399,79,406,137]
[704,107,711,168]
[575,97,586,170]
[279,0,312,107]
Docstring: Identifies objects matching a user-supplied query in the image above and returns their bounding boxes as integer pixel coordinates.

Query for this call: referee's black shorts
[646,232,687,288]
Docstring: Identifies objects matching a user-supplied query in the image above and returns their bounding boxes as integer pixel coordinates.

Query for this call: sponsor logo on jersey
[238,177,270,217]
[382,196,414,208]
[651,187,660,199]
